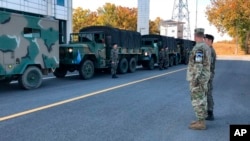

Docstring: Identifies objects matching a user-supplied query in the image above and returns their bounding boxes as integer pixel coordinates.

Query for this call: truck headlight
[144,52,148,56]
[68,48,73,53]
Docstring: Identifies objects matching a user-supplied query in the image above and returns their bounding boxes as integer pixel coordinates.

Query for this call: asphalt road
[0,58,250,141]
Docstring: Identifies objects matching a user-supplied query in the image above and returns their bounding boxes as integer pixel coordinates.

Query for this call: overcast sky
[72,0,232,42]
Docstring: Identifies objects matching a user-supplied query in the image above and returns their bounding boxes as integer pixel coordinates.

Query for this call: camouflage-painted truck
[0,11,59,89]
[54,26,141,79]
[139,34,181,69]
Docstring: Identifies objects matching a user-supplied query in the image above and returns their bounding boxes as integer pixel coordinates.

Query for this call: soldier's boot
[112,74,118,78]
[189,120,206,130]
[206,111,214,121]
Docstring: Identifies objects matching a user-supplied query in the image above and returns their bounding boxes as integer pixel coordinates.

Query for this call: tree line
[206,0,250,53]
[73,3,162,34]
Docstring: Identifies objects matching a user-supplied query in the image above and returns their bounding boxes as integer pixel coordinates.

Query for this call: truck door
[94,33,107,67]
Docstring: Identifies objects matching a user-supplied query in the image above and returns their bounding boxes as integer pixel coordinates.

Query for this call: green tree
[149,17,162,34]
[206,0,250,52]
[96,3,117,26]
[73,7,97,32]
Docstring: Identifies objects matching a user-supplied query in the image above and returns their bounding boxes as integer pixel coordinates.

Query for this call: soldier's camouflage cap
[194,28,205,36]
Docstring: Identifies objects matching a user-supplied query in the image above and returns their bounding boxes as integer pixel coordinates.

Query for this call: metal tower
[172,0,191,39]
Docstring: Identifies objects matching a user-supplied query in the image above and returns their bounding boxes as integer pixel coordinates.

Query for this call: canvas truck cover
[141,34,177,51]
[79,26,141,48]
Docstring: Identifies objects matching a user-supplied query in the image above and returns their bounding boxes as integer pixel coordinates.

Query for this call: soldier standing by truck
[159,48,165,70]
[111,43,119,78]
[164,47,169,69]
[204,34,216,121]
[186,28,211,130]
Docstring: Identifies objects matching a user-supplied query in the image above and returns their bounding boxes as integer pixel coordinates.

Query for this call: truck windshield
[70,33,93,43]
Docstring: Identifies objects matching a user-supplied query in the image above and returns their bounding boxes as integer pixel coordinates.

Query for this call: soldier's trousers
[206,78,214,111]
[159,59,164,69]
[164,58,169,68]
[111,62,118,75]
[189,81,208,120]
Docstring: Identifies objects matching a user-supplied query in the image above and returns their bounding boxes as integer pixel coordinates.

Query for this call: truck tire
[118,58,128,74]
[18,66,42,90]
[128,57,136,73]
[53,67,67,78]
[79,60,94,79]
[148,58,154,70]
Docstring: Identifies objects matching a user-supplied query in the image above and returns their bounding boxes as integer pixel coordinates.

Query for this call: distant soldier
[204,34,217,121]
[159,47,165,70]
[164,47,169,69]
[111,43,119,78]
[186,28,211,130]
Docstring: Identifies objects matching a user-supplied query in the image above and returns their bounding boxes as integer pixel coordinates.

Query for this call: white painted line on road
[10,74,78,84]
[0,68,187,122]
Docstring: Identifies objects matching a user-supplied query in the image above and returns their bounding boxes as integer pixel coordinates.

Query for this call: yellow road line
[0,68,187,122]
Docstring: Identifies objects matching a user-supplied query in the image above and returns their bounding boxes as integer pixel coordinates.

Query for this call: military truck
[176,38,195,64]
[139,34,180,69]
[54,26,141,79]
[0,10,59,89]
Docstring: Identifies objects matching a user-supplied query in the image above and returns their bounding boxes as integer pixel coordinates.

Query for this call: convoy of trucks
[0,11,195,89]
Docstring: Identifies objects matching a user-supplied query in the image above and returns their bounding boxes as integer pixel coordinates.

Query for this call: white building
[160,20,184,39]
[0,0,72,43]
[137,0,149,35]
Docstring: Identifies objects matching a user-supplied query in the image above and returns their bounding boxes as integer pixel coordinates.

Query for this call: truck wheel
[118,58,128,74]
[18,66,42,90]
[148,58,154,70]
[53,68,67,78]
[79,60,94,79]
[128,57,136,73]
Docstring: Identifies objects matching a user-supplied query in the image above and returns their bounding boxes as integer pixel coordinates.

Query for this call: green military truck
[0,11,59,89]
[54,26,141,79]
[139,34,181,69]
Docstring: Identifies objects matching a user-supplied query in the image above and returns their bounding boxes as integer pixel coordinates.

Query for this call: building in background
[137,0,149,35]
[160,20,184,38]
[0,0,72,43]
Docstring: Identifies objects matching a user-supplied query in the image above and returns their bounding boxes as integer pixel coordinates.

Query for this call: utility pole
[195,0,198,28]
[172,0,191,39]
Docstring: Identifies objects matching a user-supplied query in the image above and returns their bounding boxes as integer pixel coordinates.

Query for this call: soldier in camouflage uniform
[204,34,216,121]
[186,28,211,130]
[159,48,165,70]
[164,47,169,69]
[111,43,119,78]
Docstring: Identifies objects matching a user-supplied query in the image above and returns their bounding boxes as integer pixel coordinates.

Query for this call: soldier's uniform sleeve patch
[195,50,203,63]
